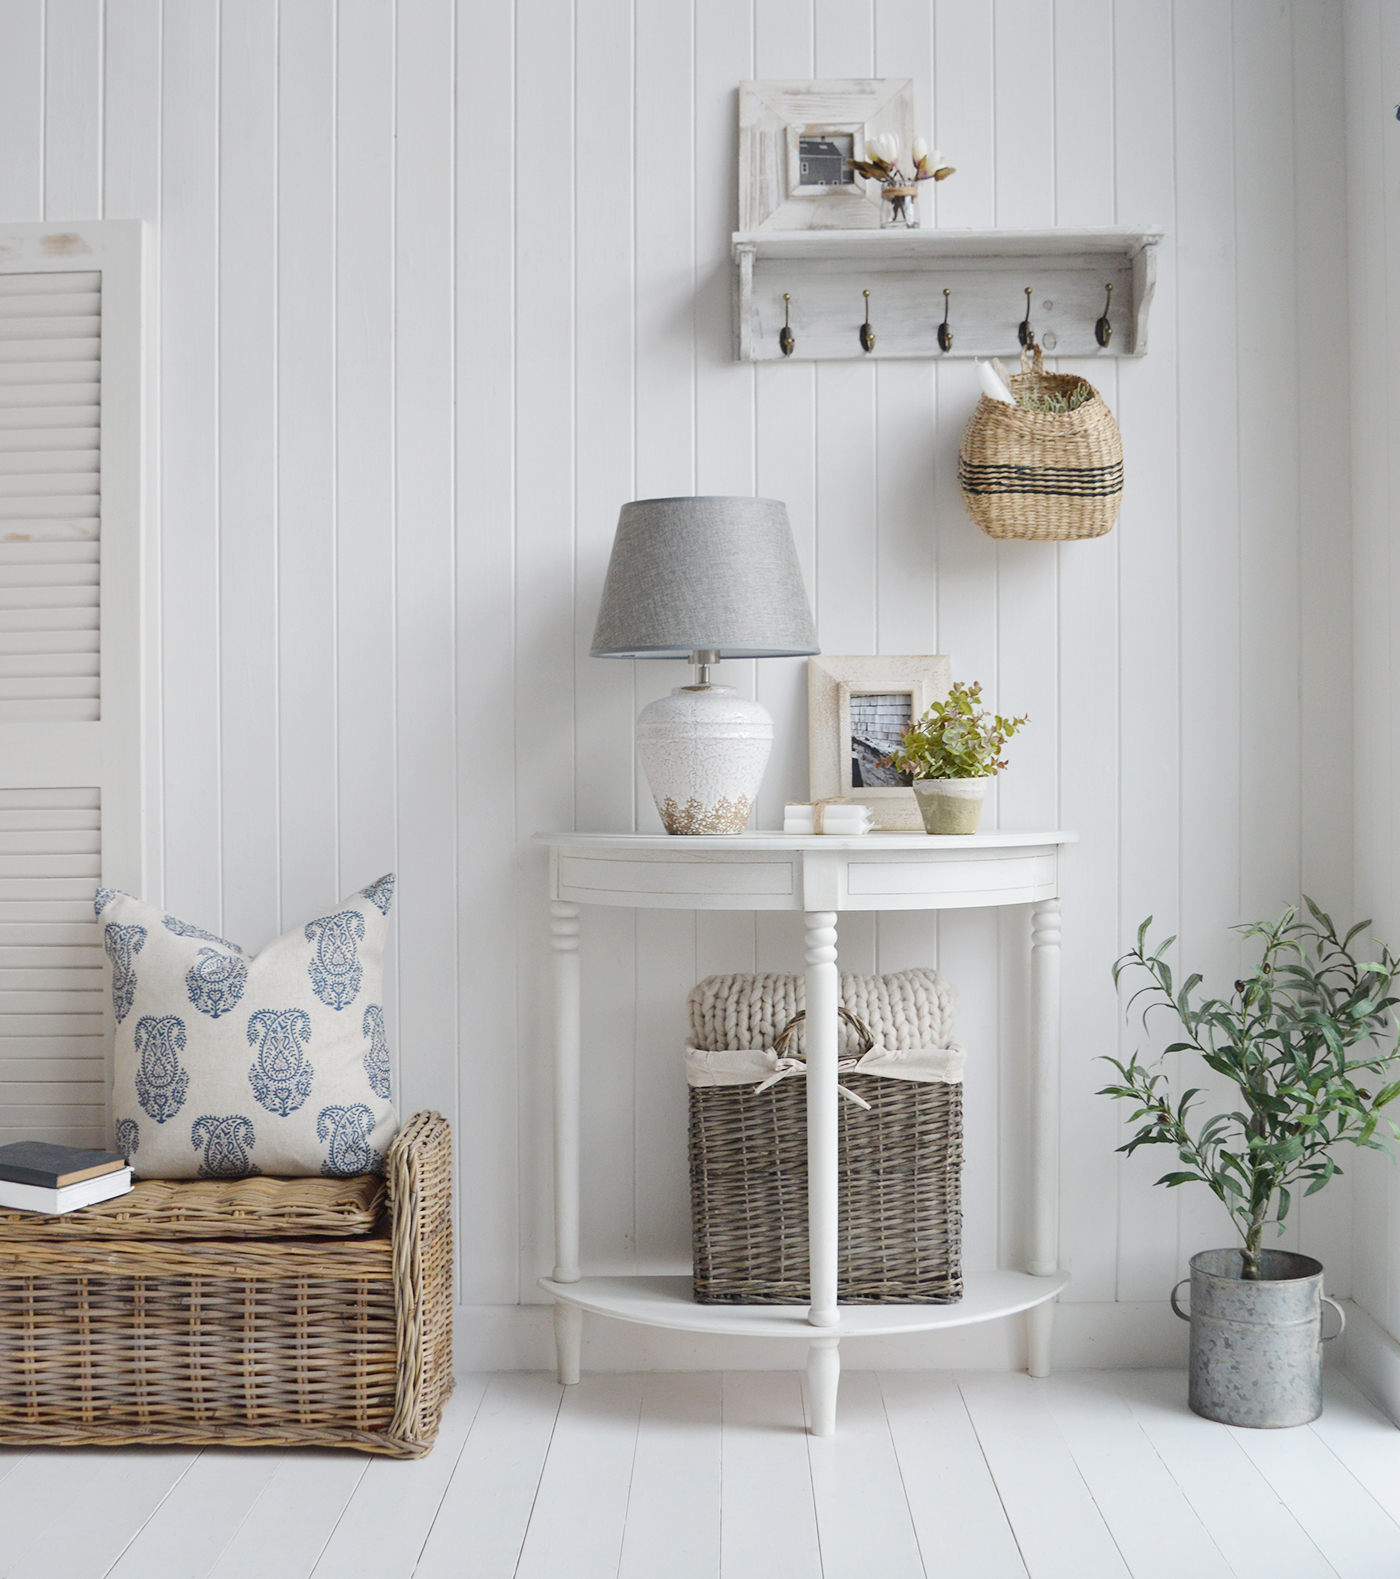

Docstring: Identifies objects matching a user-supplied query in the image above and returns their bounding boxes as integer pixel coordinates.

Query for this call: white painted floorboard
[617,1372,722,1579]
[4,1369,1400,1579]
[415,1371,563,1579]
[718,1370,823,1579]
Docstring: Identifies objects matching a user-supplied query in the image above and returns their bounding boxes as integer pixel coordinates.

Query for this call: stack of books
[0,1142,133,1214]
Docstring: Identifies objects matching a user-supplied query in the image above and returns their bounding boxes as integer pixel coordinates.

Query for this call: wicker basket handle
[772,1006,875,1059]
[1019,340,1045,377]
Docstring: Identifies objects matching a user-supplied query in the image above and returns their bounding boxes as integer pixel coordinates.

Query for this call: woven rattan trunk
[687,971,963,1305]
[0,1110,453,1457]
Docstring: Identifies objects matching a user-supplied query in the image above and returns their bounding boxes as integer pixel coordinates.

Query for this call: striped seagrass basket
[687,970,963,1305]
[958,341,1124,541]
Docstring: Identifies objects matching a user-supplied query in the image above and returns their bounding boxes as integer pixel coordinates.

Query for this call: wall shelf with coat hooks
[731,227,1162,362]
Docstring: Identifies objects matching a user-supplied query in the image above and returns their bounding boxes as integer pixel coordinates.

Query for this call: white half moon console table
[534,829,1077,1436]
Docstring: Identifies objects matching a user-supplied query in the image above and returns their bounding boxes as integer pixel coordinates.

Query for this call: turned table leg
[805,910,840,1434]
[1028,898,1062,1377]
[551,900,582,1384]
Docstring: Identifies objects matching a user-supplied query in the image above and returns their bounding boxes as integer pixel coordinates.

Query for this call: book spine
[0,1165,66,1189]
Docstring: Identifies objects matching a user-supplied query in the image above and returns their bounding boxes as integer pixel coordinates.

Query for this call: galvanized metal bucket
[1171,1249,1345,1428]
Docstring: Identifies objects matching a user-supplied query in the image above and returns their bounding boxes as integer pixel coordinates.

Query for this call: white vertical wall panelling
[0,3,44,224]
[217,0,280,954]
[393,0,458,1139]
[514,0,579,1295]
[457,0,519,1304]
[158,0,222,930]
[989,2,1061,1285]
[620,0,702,1284]
[871,0,935,651]
[1235,4,1302,939]
[812,0,877,665]
[930,0,1004,1276]
[642,0,760,1273]
[1346,0,1390,1333]
[335,4,399,1123]
[1170,0,1249,1277]
[752,4,817,846]
[276,0,339,929]
[1294,5,1354,917]
[810,4,877,1002]
[1289,1,1354,1290]
[749,0,815,979]
[1049,0,1121,1307]
[43,0,103,223]
[693,0,764,1169]
[631,0,697,842]
[566,0,639,1275]
[573,0,637,842]
[2,0,1360,1361]
[869,0,940,1141]
[810,1,879,982]
[991,0,1058,840]
[1377,0,1400,1343]
[1110,0,1183,1304]
[102,1,160,225]
[103,0,164,907]
[1348,0,1400,1343]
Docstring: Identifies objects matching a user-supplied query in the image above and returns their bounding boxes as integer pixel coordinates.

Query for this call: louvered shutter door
[0,224,143,1149]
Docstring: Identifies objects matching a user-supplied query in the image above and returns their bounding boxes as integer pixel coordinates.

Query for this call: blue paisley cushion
[100,877,398,1179]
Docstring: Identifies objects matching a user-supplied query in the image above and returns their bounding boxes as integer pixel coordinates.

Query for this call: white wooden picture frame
[739,79,915,233]
[808,655,952,829]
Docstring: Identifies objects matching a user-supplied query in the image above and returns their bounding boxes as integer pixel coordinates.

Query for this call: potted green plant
[1101,901,1400,1427]
[882,680,1027,834]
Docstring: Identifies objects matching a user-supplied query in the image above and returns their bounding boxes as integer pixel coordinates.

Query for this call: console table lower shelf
[539,1270,1068,1432]
[539,1269,1068,1338]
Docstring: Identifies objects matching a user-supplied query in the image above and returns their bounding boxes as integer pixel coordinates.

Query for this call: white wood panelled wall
[1345,0,1400,1409]
[0,0,1355,1367]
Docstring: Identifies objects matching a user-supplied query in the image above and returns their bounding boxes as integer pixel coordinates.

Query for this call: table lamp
[590,496,819,834]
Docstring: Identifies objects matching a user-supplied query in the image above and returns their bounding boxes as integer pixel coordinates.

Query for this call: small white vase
[636,685,773,835]
[913,777,985,834]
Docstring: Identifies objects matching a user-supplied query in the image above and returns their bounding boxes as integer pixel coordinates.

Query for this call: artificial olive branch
[1101,900,1400,1279]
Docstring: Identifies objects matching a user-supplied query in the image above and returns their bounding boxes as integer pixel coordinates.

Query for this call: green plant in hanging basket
[882,679,1028,781]
[1015,383,1094,414]
[1101,900,1400,1279]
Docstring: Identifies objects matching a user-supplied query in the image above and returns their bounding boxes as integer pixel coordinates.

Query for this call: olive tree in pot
[882,680,1027,835]
[1101,901,1400,1427]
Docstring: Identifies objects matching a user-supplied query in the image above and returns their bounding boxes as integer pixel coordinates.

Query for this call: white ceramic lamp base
[637,685,773,835]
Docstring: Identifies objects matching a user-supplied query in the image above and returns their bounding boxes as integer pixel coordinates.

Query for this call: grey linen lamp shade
[590,496,819,659]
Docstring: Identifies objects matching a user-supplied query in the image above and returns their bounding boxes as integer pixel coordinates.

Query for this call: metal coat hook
[859,289,876,353]
[937,288,953,352]
[1018,286,1035,347]
[1095,283,1113,348]
[779,293,795,357]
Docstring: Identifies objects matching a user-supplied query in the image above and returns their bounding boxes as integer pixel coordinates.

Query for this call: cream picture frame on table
[739,79,915,232]
[808,655,952,829]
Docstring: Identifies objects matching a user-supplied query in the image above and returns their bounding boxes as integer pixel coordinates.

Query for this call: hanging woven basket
[957,342,1124,541]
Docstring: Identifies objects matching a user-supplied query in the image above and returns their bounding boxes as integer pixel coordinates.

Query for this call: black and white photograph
[848,691,914,788]
[797,132,855,186]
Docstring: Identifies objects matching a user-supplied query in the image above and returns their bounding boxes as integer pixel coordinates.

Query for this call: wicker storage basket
[0,1111,453,1457]
[687,970,963,1305]
[958,342,1124,541]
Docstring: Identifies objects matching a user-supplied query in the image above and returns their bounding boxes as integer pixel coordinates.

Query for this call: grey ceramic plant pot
[1171,1248,1346,1427]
